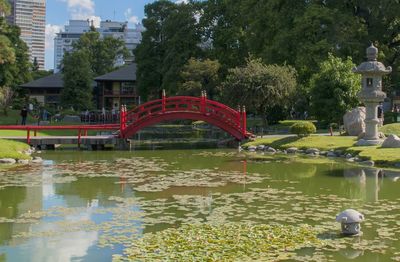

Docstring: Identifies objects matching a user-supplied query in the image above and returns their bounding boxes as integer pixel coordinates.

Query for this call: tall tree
[222,58,297,127]
[135,0,201,100]
[0,17,32,112]
[179,58,221,98]
[200,0,248,71]
[61,50,93,110]
[0,0,10,16]
[0,86,13,115]
[72,32,129,76]
[309,54,361,125]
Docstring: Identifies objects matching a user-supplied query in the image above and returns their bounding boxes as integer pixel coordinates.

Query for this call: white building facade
[54,20,143,73]
[7,0,46,69]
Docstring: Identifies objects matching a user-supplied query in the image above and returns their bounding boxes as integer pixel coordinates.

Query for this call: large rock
[0,158,16,164]
[306,148,320,155]
[343,107,366,136]
[286,147,298,154]
[382,134,400,148]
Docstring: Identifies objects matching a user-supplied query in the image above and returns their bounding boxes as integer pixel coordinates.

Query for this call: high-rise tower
[7,0,46,70]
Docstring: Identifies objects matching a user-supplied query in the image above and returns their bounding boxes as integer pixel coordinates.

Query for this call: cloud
[124,8,139,24]
[45,24,62,49]
[175,0,189,4]
[62,0,94,13]
[61,0,98,26]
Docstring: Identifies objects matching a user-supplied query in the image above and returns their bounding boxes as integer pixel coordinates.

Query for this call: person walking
[20,106,28,125]
[377,103,384,127]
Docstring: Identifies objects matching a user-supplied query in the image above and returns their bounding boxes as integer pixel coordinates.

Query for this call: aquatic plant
[115,223,323,261]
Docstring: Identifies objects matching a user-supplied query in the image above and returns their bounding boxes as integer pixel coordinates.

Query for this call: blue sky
[45,0,159,70]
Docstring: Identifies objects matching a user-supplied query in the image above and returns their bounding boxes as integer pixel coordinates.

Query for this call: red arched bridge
[0,92,251,146]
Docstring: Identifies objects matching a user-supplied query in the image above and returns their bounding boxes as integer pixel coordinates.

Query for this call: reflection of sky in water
[1,150,400,262]
[0,161,143,262]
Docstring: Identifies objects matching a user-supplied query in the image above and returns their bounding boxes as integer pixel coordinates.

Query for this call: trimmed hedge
[290,122,316,137]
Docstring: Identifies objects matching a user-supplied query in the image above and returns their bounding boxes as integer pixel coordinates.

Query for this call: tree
[200,0,248,72]
[32,70,52,80]
[179,58,220,98]
[32,57,39,71]
[0,0,10,16]
[0,86,13,115]
[309,54,361,125]
[61,50,93,110]
[0,17,32,110]
[135,0,201,100]
[72,32,129,76]
[222,58,297,127]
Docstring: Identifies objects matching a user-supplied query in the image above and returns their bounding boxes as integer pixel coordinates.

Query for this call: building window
[121,82,136,95]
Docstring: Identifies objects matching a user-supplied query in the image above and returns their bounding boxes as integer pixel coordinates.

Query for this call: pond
[0,149,399,261]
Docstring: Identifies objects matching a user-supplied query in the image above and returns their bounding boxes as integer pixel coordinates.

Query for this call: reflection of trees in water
[54,177,128,206]
[0,187,27,245]
[0,253,5,262]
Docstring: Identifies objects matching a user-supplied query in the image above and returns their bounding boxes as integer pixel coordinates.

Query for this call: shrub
[290,122,316,137]
[383,112,399,125]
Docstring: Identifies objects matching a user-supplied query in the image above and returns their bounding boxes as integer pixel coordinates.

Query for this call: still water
[0,149,399,261]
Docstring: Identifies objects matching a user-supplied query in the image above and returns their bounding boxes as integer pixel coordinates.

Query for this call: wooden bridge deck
[0,135,118,147]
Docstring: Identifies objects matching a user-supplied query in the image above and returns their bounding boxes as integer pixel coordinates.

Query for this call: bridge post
[120,105,127,137]
[124,105,127,130]
[200,90,206,113]
[27,128,30,145]
[78,129,81,148]
[162,89,166,112]
[237,105,241,127]
[242,106,247,138]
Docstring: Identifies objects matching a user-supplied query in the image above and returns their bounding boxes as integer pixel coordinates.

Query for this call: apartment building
[54,19,143,73]
[7,0,46,69]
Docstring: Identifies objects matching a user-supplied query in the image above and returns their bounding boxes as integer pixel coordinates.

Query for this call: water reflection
[342,167,399,202]
[0,161,141,262]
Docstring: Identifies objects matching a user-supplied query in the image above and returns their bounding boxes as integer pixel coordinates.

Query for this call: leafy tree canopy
[135,0,201,100]
[72,31,129,76]
[222,58,297,126]
[309,54,361,124]
[61,50,93,110]
[179,58,221,99]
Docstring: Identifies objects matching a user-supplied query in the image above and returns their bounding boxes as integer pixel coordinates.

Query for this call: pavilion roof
[95,63,137,82]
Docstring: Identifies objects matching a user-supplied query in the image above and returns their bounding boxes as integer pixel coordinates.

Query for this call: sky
[45,0,184,70]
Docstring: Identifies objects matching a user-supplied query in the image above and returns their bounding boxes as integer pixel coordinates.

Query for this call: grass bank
[380,123,400,136]
[0,139,30,159]
[243,135,400,167]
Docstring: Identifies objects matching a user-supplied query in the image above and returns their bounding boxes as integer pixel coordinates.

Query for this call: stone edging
[241,145,381,167]
[0,147,43,165]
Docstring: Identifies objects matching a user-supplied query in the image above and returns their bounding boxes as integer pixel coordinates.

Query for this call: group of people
[82,104,120,123]
[19,106,51,125]
[290,107,308,120]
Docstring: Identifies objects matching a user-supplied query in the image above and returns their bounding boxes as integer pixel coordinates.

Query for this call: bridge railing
[0,124,119,145]
[120,92,249,139]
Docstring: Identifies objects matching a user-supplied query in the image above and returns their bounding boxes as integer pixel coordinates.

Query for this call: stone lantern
[353,44,391,146]
[336,209,365,236]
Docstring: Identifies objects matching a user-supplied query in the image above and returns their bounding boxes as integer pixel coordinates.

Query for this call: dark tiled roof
[20,73,97,89]
[20,73,64,89]
[95,63,136,81]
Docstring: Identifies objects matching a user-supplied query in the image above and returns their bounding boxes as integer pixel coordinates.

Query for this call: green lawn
[0,110,100,136]
[0,139,30,159]
[243,135,400,166]
[380,123,400,136]
[244,135,356,151]
[0,110,38,125]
